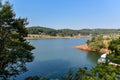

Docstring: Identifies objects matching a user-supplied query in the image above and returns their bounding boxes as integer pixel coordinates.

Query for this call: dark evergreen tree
[0,1,34,78]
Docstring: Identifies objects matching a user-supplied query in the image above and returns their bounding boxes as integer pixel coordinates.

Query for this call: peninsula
[75,35,113,53]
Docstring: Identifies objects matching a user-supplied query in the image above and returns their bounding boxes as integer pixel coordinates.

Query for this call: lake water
[16,38,100,79]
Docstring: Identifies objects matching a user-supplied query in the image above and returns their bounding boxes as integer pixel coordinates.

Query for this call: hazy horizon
[27,26,120,30]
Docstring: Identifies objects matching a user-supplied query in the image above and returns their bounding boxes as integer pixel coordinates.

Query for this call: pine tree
[0,1,35,78]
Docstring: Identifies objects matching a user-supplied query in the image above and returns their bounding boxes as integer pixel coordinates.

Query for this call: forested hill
[27,26,120,36]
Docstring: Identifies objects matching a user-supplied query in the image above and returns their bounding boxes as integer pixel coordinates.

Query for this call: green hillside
[27,26,120,36]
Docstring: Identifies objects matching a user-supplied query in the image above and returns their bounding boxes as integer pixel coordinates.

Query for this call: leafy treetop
[0,1,35,78]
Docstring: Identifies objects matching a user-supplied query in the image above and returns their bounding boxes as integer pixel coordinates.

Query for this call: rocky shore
[75,44,93,51]
[75,44,110,53]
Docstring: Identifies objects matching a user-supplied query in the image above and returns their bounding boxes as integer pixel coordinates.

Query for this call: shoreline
[25,37,80,39]
[75,44,93,51]
[75,44,110,53]
[25,35,91,39]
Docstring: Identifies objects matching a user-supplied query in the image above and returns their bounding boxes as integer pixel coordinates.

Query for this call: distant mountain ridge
[27,26,120,36]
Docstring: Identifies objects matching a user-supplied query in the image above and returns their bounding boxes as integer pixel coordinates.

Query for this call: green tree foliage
[62,64,120,80]
[87,35,105,51]
[107,37,120,64]
[24,63,120,80]
[27,26,120,37]
[108,37,120,55]
[0,1,35,78]
[91,63,120,80]
[62,69,74,80]
[27,26,57,36]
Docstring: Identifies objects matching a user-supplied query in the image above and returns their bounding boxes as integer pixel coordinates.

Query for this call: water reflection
[17,59,71,79]
[16,38,100,79]
[86,51,101,64]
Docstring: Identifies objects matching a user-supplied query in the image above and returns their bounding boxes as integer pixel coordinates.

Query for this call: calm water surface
[17,38,100,79]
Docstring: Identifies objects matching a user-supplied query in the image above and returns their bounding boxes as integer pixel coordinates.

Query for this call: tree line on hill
[1,1,120,80]
[27,26,120,37]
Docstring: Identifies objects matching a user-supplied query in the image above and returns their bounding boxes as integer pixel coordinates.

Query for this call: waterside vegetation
[25,63,120,80]
[26,26,120,39]
[25,35,120,80]
[0,1,120,80]
[73,35,120,80]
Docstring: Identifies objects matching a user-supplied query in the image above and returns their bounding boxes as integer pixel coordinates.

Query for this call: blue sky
[2,0,120,29]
